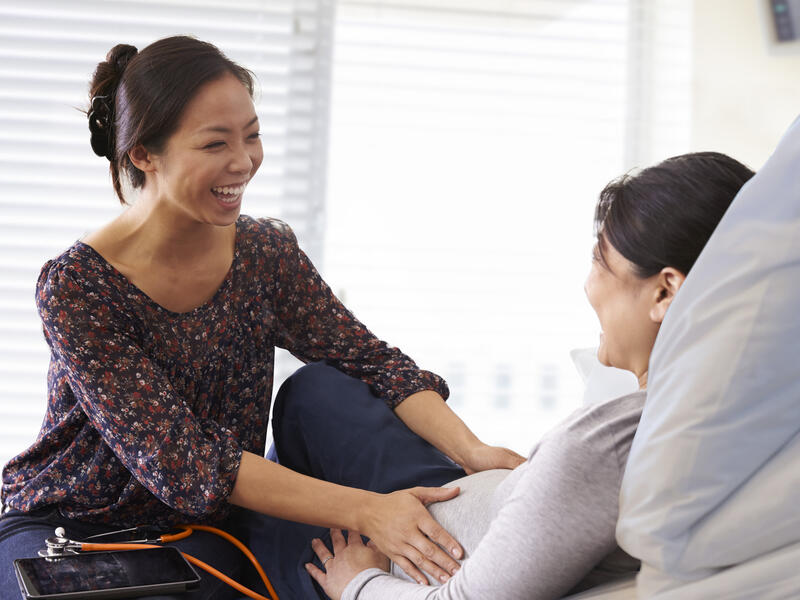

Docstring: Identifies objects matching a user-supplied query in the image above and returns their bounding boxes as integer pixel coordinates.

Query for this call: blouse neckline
[73,218,242,318]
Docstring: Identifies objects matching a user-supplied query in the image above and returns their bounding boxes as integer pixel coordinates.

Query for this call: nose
[230,142,254,175]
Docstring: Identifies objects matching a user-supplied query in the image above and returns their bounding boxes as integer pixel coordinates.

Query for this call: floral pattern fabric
[1,216,448,528]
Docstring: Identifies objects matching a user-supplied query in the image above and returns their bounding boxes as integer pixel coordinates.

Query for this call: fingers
[409,540,458,584]
[409,527,462,577]
[360,490,463,585]
[331,528,347,553]
[305,561,326,585]
[418,512,463,562]
[410,485,460,506]
[385,489,463,574]
[386,518,462,585]
[311,537,334,563]
[307,539,332,590]
[391,552,429,585]
[346,530,365,546]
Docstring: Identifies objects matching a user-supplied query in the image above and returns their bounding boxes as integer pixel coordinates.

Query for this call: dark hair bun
[88,95,113,159]
[87,44,138,160]
[109,44,138,74]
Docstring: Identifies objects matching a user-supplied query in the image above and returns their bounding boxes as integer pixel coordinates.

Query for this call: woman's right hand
[356,486,463,585]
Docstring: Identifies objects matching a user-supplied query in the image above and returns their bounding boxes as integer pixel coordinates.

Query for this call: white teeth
[212,183,246,195]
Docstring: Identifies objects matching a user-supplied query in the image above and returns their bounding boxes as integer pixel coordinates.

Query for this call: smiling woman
[0,35,522,600]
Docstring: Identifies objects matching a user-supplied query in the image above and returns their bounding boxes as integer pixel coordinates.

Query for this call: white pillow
[616,115,800,595]
[569,347,639,405]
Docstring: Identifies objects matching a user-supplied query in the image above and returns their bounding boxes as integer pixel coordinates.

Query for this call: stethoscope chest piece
[39,527,80,558]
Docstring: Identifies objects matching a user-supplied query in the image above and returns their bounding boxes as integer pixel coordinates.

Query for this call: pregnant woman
[271,151,755,599]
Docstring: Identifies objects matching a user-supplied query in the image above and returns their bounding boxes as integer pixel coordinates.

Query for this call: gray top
[343,391,645,600]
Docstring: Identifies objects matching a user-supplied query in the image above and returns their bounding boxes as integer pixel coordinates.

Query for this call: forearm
[393,391,481,466]
[229,450,378,530]
[345,569,440,600]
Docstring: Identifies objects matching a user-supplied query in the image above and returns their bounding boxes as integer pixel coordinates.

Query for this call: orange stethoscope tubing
[79,524,279,600]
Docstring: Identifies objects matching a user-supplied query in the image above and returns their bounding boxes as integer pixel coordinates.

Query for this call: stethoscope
[40,524,191,556]
[40,524,279,600]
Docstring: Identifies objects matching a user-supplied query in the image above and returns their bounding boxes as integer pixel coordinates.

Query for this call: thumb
[410,485,460,506]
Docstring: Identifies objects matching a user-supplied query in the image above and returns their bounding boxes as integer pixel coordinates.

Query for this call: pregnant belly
[390,468,512,585]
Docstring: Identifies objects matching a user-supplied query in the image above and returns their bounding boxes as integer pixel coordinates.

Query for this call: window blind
[323,0,691,451]
[0,0,335,469]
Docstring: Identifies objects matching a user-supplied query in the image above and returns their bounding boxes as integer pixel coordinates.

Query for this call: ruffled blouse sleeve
[36,261,242,518]
[266,220,449,408]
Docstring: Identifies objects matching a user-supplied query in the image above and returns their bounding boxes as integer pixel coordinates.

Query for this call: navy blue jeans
[0,362,464,599]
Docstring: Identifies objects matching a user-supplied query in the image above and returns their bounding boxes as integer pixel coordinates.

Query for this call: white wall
[692,0,800,168]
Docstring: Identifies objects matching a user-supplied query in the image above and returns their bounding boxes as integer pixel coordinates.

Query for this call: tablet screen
[16,547,198,594]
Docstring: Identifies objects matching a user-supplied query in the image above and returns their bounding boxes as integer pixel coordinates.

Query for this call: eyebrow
[197,116,259,134]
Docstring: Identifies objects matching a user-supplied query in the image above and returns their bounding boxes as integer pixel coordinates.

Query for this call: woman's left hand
[306,529,390,600]
[461,443,525,475]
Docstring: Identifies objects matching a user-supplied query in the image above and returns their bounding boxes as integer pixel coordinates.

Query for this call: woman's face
[584,236,662,386]
[143,72,264,226]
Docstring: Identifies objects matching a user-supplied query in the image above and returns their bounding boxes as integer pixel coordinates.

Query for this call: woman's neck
[118,196,235,269]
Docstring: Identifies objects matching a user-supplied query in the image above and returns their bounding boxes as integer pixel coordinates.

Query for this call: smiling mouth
[211,181,247,204]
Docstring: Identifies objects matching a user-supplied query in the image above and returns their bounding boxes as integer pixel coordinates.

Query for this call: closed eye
[204,133,259,149]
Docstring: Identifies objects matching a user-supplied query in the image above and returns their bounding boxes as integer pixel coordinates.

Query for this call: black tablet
[14,547,201,599]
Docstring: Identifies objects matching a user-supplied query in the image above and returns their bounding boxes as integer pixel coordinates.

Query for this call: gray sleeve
[342,396,640,600]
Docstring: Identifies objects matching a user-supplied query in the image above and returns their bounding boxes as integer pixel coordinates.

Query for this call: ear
[649,267,686,324]
[127,144,158,174]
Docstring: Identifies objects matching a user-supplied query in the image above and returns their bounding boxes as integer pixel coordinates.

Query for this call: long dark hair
[594,152,755,278]
[86,36,256,204]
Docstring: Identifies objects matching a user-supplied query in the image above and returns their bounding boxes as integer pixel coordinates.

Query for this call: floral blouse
[1,216,448,528]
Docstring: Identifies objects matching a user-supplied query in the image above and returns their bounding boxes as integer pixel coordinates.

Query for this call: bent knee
[274,361,347,419]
